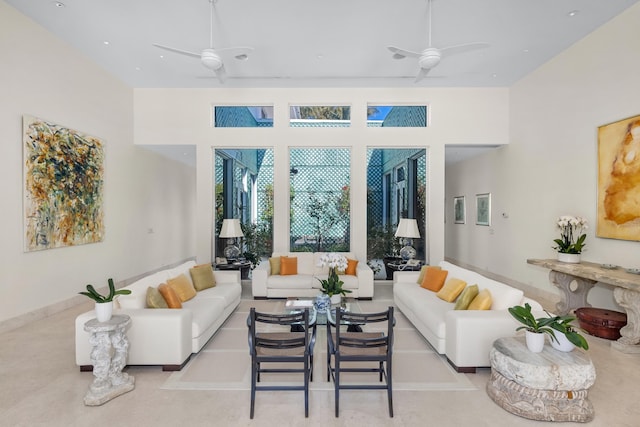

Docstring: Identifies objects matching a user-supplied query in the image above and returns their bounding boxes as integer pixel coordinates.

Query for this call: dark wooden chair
[326,306,395,417]
[247,307,316,419]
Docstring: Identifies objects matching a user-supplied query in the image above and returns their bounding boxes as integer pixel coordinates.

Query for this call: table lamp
[220,219,244,260]
[395,218,421,260]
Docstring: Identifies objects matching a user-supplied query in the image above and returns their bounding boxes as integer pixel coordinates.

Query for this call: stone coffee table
[486,336,596,422]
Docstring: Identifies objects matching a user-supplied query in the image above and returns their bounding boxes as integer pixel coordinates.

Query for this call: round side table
[83,314,135,406]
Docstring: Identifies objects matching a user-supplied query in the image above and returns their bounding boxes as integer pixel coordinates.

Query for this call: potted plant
[317,253,352,304]
[549,314,589,351]
[79,278,131,322]
[553,215,588,263]
[508,303,557,352]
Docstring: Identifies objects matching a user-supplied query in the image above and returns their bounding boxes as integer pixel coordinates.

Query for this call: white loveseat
[393,261,543,372]
[75,260,241,371]
[252,252,374,299]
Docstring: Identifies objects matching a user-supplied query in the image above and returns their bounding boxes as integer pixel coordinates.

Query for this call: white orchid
[553,215,588,254]
[318,252,348,271]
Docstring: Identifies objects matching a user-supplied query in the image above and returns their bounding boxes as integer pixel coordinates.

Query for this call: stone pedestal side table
[83,314,135,406]
[486,336,596,423]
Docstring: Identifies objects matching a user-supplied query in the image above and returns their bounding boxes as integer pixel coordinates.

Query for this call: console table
[528,259,640,353]
[84,315,135,406]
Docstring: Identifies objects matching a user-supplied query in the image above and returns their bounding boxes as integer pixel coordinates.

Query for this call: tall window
[289,148,350,252]
[214,149,273,263]
[366,148,427,275]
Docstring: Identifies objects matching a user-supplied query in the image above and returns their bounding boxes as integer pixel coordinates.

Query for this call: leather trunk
[575,307,627,340]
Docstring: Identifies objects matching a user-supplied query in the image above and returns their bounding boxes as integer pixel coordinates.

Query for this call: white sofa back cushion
[439,261,523,310]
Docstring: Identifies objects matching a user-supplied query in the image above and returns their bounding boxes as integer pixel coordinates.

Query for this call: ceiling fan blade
[215,64,227,84]
[152,43,201,59]
[415,67,431,83]
[214,47,254,60]
[388,46,422,59]
[439,42,490,58]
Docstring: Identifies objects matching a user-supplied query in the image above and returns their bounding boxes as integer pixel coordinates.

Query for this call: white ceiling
[7,0,638,88]
[8,0,637,166]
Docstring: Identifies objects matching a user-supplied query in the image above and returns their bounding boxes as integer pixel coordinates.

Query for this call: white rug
[161,299,476,392]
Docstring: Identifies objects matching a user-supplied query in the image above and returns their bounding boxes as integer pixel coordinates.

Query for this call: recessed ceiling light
[492,73,498,78]
[568,10,579,17]
[103,41,110,46]
[523,49,529,53]
[159,55,164,59]
[135,67,141,71]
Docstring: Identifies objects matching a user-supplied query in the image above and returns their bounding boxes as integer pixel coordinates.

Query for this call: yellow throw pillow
[454,284,479,310]
[345,258,359,276]
[417,265,441,285]
[468,289,492,310]
[146,286,168,308]
[436,278,467,303]
[420,268,449,292]
[280,256,298,276]
[189,264,216,291]
[158,283,182,308]
[269,257,281,275]
[167,274,197,302]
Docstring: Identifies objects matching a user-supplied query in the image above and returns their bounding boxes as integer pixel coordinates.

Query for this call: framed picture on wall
[476,193,491,226]
[454,196,465,224]
[597,114,640,241]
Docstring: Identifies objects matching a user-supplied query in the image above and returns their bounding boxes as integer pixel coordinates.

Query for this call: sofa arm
[445,310,520,369]
[355,263,374,298]
[215,270,240,284]
[76,308,193,367]
[251,262,270,298]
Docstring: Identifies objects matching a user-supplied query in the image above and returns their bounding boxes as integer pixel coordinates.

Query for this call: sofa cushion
[417,265,440,285]
[345,258,358,276]
[436,278,467,302]
[158,283,182,308]
[280,256,298,275]
[167,274,197,302]
[146,286,168,308]
[468,289,492,310]
[395,282,449,339]
[182,297,226,338]
[197,282,242,306]
[267,274,315,289]
[190,264,216,291]
[454,284,479,310]
[421,268,449,292]
[269,257,281,275]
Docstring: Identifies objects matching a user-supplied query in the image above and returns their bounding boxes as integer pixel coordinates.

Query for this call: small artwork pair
[453,194,491,226]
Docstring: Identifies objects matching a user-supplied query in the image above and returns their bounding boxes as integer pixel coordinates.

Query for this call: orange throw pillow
[345,258,358,276]
[280,256,298,275]
[421,268,449,292]
[158,283,182,308]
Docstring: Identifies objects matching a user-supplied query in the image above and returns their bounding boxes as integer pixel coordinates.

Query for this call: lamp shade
[395,218,421,239]
[220,219,244,238]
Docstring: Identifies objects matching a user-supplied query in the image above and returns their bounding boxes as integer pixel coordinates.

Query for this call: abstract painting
[23,115,105,251]
[597,114,640,241]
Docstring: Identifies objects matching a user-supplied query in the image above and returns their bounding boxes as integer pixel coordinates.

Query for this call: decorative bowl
[601,264,617,269]
[626,268,640,275]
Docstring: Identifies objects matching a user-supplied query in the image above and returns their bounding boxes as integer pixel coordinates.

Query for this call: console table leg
[549,271,596,315]
[612,288,640,353]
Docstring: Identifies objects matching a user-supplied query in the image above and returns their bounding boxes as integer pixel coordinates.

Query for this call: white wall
[445,2,640,309]
[0,3,196,325]
[133,87,510,267]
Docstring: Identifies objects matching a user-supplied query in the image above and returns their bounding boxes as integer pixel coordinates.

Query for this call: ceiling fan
[387,0,489,83]
[152,0,253,83]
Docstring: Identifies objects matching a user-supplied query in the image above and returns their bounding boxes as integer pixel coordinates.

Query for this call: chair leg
[334,359,340,417]
[304,359,309,418]
[250,361,257,419]
[379,361,383,382]
[310,353,314,382]
[387,360,393,418]
[257,361,260,382]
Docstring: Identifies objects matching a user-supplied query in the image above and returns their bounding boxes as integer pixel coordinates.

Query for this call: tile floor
[1,282,639,426]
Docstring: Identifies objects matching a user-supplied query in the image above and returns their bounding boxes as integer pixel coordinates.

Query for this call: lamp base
[224,245,241,260]
[399,245,416,261]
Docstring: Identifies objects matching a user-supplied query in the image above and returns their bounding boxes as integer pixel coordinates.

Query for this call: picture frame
[476,193,491,226]
[453,196,465,224]
[597,114,640,241]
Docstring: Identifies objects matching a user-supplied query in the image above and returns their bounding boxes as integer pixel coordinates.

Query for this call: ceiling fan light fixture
[419,49,441,69]
[201,50,223,70]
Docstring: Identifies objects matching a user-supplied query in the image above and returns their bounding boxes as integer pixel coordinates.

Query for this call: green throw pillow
[454,284,479,310]
[189,264,216,291]
[269,257,281,275]
[146,286,168,308]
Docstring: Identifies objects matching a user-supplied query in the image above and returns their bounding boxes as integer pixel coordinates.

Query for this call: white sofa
[75,260,241,371]
[393,261,543,372]
[252,252,374,299]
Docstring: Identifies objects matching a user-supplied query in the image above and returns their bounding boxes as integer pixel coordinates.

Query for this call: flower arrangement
[317,253,351,297]
[553,215,588,254]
